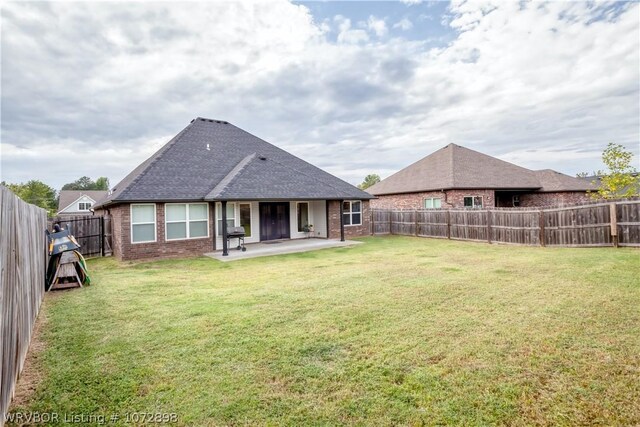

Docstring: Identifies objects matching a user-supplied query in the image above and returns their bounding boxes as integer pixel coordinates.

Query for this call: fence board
[373,200,640,247]
[1,186,47,425]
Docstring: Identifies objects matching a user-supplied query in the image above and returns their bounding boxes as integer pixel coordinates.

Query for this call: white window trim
[423,198,442,209]
[215,202,237,236]
[78,202,92,211]
[296,202,310,233]
[130,203,157,244]
[463,195,483,209]
[343,200,362,226]
[165,203,210,241]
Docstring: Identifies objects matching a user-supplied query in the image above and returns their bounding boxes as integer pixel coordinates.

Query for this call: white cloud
[393,18,414,31]
[367,15,388,37]
[334,14,369,44]
[1,1,638,189]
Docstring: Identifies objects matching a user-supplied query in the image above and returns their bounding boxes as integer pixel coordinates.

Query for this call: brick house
[94,118,372,260]
[367,144,596,209]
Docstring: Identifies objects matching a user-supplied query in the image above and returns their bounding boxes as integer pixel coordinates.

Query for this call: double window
[78,202,92,211]
[216,202,252,237]
[343,201,362,226]
[463,196,483,208]
[165,203,209,240]
[424,198,441,209]
[131,204,156,243]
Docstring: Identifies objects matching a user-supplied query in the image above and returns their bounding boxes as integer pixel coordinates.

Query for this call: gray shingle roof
[533,169,596,192]
[95,118,372,207]
[367,144,594,195]
[58,190,108,212]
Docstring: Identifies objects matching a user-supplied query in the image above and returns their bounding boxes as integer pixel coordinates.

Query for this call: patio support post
[339,200,345,242]
[222,200,229,256]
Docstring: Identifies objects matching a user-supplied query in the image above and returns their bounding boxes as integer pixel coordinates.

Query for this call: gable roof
[58,190,108,212]
[367,144,542,195]
[95,118,372,207]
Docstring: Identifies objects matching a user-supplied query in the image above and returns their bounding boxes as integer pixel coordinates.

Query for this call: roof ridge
[205,153,257,200]
[448,143,456,188]
[116,121,195,200]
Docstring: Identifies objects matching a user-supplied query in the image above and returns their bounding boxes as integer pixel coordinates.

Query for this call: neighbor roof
[367,144,595,196]
[533,169,595,192]
[58,190,108,212]
[95,118,372,207]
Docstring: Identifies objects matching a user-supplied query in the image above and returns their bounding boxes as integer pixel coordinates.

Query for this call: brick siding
[518,191,592,207]
[105,203,215,261]
[327,200,371,239]
[370,190,495,209]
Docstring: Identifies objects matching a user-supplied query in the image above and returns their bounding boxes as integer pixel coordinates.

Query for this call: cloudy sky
[1,0,638,191]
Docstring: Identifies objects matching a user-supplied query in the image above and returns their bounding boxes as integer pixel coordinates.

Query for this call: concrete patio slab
[204,238,363,262]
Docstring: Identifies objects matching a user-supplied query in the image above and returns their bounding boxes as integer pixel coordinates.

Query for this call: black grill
[227,226,246,252]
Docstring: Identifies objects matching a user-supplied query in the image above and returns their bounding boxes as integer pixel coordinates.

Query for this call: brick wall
[370,190,495,209]
[327,200,371,239]
[519,191,591,207]
[106,203,215,261]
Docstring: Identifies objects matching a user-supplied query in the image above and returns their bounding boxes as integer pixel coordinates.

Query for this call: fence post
[370,210,374,235]
[389,211,392,235]
[100,216,105,256]
[610,203,618,247]
[414,211,419,237]
[539,210,545,247]
[487,210,492,243]
[446,210,451,239]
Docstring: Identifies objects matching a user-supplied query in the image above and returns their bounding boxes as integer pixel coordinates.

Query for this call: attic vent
[258,155,267,161]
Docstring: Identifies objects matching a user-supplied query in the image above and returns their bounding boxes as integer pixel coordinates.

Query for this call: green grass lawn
[10,236,640,426]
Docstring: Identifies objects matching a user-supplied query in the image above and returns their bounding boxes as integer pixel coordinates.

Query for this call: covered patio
[204,238,363,262]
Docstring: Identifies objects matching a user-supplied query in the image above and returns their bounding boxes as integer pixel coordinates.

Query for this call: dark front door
[259,202,290,241]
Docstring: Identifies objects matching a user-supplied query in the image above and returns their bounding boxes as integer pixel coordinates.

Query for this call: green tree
[591,143,640,199]
[358,174,381,190]
[95,176,110,190]
[61,176,110,191]
[4,180,58,215]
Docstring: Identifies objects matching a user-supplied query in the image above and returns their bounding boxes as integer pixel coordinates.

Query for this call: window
[424,198,442,209]
[463,196,483,208]
[342,201,362,226]
[131,204,156,243]
[216,203,236,235]
[512,195,520,207]
[165,203,209,240]
[239,203,252,237]
[78,202,92,211]
[297,202,309,232]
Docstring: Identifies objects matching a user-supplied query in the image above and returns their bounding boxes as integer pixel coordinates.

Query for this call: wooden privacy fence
[372,199,640,247]
[0,186,47,424]
[48,215,112,257]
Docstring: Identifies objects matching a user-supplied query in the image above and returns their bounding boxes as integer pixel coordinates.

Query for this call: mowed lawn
[12,236,640,426]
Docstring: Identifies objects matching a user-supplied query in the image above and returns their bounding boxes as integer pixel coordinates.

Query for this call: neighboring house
[57,190,108,216]
[94,117,373,261]
[367,144,596,209]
